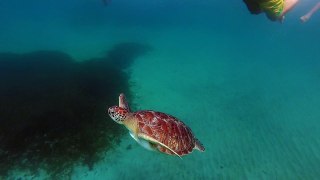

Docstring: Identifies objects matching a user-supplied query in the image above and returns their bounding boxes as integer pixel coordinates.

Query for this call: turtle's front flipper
[119,93,130,111]
[129,131,155,151]
[138,133,182,159]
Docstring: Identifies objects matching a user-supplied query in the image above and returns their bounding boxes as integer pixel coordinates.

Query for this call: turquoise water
[1,0,320,179]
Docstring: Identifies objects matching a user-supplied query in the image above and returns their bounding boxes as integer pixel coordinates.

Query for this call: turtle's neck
[124,113,139,136]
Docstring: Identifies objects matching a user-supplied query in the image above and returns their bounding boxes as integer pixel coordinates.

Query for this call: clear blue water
[1,0,320,179]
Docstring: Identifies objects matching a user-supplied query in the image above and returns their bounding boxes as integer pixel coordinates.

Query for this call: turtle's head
[108,106,129,124]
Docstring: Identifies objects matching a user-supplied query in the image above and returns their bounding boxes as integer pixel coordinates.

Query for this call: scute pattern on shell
[134,110,196,156]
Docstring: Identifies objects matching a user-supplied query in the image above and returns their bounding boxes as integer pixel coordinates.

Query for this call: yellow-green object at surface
[260,0,284,18]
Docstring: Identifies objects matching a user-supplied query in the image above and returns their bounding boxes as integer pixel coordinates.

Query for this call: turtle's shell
[133,110,197,156]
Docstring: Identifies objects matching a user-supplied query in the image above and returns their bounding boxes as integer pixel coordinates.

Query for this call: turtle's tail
[195,138,205,152]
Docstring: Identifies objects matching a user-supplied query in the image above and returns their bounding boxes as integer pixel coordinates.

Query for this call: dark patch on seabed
[0,42,152,179]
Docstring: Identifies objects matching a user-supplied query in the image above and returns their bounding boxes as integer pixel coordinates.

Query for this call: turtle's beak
[108,106,116,119]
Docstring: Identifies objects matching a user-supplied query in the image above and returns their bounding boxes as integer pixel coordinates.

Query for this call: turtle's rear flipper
[195,139,205,152]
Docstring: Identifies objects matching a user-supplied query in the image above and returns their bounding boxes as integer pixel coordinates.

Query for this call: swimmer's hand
[300,14,311,23]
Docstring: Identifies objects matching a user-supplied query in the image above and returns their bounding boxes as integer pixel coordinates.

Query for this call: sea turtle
[107,93,205,158]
